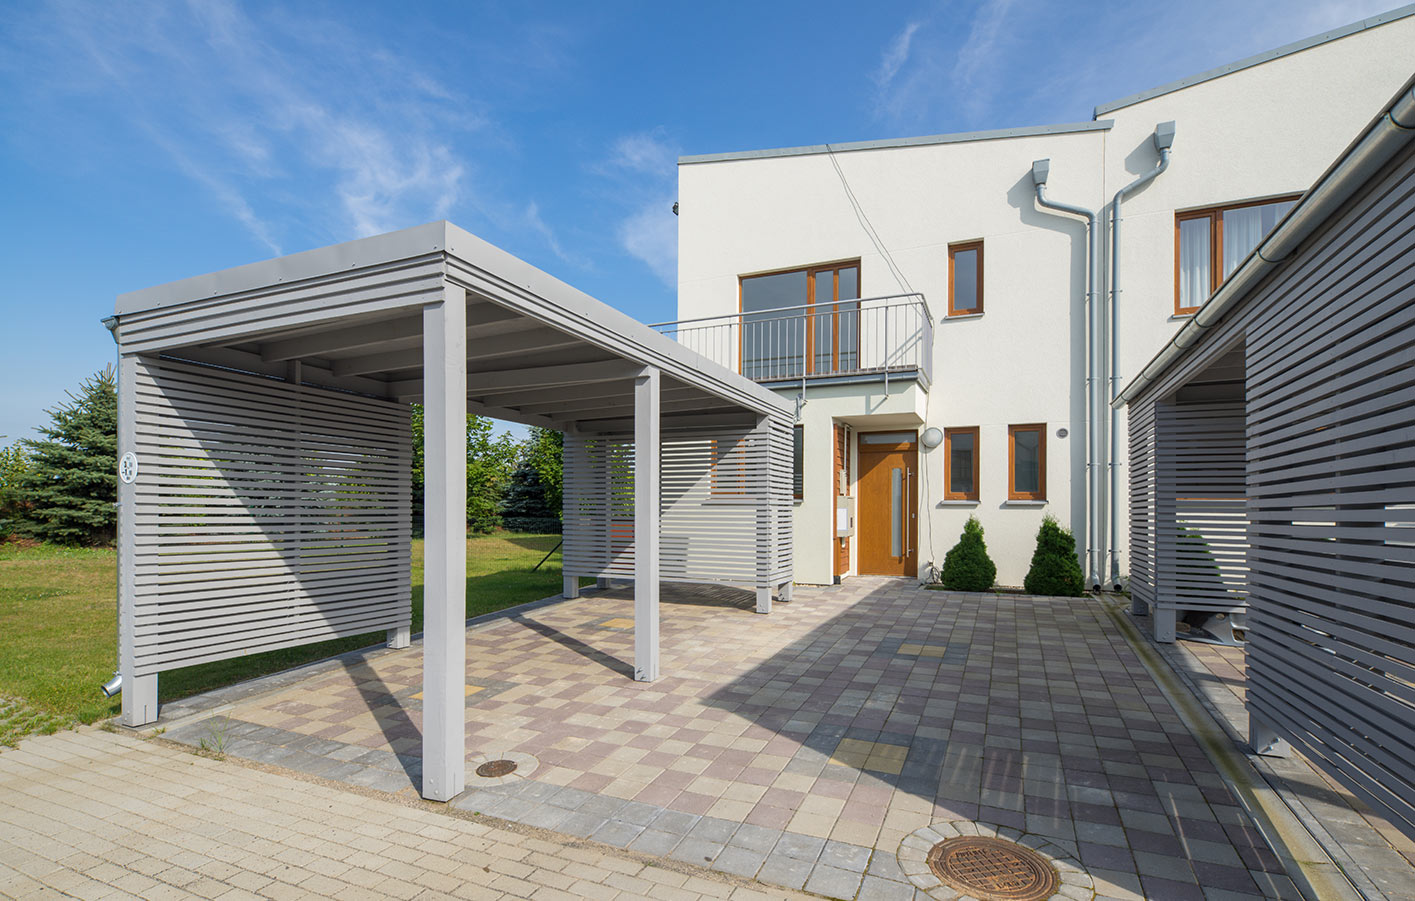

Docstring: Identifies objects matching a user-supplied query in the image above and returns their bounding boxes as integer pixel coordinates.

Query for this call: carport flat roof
[113,221,790,433]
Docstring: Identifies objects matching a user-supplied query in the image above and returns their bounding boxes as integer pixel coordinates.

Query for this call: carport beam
[634,368,661,682]
[421,284,468,802]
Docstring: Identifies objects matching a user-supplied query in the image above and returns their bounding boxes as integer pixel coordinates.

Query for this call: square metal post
[117,351,157,726]
[634,368,660,682]
[421,283,467,802]
[563,575,580,599]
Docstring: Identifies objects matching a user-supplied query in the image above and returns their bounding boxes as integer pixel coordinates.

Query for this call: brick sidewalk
[0,729,816,901]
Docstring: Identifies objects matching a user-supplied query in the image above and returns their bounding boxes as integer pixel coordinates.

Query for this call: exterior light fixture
[920,427,944,448]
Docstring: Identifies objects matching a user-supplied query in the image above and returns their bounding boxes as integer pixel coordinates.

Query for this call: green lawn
[0,534,574,745]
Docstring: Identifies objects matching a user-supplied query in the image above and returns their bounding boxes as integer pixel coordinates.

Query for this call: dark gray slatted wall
[1126,143,1415,839]
[132,357,412,675]
[1156,399,1248,615]
[1128,400,1157,609]
[1244,148,1415,838]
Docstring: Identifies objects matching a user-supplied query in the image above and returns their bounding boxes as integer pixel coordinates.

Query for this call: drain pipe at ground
[1107,123,1174,596]
[100,315,123,699]
[1031,159,1103,590]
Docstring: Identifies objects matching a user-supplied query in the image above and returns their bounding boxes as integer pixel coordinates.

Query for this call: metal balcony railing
[653,293,933,388]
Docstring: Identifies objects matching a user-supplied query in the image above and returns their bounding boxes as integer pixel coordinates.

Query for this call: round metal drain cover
[475,759,518,778]
[926,836,1059,901]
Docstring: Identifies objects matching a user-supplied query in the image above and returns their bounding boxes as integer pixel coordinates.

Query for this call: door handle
[903,467,912,558]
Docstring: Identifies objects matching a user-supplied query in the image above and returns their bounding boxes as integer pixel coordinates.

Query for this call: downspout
[100,315,123,698]
[1107,122,1174,593]
[1031,159,1103,590]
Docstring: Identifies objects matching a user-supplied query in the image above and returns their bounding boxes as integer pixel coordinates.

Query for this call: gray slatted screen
[564,420,792,589]
[131,357,412,675]
[1126,144,1415,839]
[1156,399,1248,615]
[1128,401,1158,610]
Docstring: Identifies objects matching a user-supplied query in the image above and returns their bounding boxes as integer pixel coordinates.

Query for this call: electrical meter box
[835,495,855,538]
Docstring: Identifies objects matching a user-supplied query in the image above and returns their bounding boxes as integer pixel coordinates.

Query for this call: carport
[108,221,794,801]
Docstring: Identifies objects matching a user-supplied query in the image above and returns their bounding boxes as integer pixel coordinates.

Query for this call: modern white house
[662,6,1415,591]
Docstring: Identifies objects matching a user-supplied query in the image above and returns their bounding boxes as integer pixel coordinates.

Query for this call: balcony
[653,293,933,389]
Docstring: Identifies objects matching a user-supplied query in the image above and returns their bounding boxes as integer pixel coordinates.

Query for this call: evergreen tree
[17,367,118,545]
[521,427,563,514]
[499,459,562,533]
[0,441,30,539]
[939,516,997,591]
[1023,515,1086,597]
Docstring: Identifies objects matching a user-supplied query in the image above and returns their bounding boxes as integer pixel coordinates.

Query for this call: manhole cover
[475,759,518,778]
[926,836,1059,901]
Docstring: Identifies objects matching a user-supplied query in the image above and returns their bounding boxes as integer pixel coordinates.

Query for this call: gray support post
[753,416,773,614]
[1154,607,1178,643]
[387,625,410,649]
[1251,711,1292,758]
[563,576,581,599]
[118,352,157,726]
[421,283,468,802]
[634,368,661,682]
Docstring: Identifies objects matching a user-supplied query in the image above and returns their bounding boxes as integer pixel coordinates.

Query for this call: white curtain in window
[1223,206,1265,277]
[1178,218,1210,309]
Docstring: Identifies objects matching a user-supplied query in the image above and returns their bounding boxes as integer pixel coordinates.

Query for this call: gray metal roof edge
[115,221,452,315]
[677,120,1114,166]
[1093,3,1415,117]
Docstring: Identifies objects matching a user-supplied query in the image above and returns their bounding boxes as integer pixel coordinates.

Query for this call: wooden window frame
[1174,195,1301,316]
[943,427,980,501]
[738,260,861,377]
[947,240,984,317]
[1008,424,1046,501]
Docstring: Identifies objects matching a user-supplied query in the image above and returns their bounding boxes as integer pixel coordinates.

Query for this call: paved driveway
[161,578,1300,900]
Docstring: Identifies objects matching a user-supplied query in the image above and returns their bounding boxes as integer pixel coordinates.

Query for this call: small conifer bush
[1023,515,1085,597]
[939,516,997,591]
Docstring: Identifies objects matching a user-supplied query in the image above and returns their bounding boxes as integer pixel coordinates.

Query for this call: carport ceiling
[170,298,752,434]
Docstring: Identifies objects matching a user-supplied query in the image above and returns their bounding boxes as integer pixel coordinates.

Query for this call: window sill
[1170,312,1196,321]
[937,499,979,507]
[1002,499,1048,507]
[944,312,984,322]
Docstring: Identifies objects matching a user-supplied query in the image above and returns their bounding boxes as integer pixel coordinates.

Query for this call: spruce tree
[499,459,562,533]
[939,516,997,591]
[1023,515,1086,597]
[18,367,118,545]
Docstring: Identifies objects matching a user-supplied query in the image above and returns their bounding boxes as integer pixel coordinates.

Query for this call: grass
[0,533,574,746]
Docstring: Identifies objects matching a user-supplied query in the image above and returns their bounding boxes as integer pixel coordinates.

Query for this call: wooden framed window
[947,240,983,316]
[739,261,860,379]
[1175,195,1300,315]
[943,427,979,501]
[792,425,804,500]
[1008,424,1046,501]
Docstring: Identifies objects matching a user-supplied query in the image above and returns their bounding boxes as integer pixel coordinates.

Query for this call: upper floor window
[740,262,860,379]
[1175,196,1299,315]
[944,427,979,501]
[1008,424,1046,501]
[948,241,983,316]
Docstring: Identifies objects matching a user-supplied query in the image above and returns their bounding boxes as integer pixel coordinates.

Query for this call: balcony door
[740,263,858,379]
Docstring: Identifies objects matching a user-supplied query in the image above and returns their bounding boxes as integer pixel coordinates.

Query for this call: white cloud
[619,196,678,287]
[873,21,920,92]
[599,131,680,287]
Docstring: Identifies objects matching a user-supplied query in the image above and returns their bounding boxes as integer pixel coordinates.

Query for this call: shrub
[940,516,997,591]
[1023,515,1085,597]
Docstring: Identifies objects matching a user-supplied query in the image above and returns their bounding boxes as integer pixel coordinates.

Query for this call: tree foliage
[16,368,118,545]
[0,441,30,539]
[500,459,562,533]
[521,427,563,514]
[939,515,997,591]
[1023,515,1086,597]
[409,406,519,534]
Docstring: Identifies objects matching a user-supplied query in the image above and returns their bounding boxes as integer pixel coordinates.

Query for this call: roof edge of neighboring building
[1093,3,1415,117]
[677,119,1113,166]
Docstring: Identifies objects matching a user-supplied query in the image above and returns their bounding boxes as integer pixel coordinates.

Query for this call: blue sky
[0,0,1395,444]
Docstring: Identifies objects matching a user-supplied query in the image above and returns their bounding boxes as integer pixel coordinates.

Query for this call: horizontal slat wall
[1126,143,1415,839]
[1155,399,1248,614]
[563,419,792,588]
[1128,399,1158,609]
[130,357,411,675]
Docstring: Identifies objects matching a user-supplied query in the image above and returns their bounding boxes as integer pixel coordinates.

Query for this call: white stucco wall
[676,14,1415,588]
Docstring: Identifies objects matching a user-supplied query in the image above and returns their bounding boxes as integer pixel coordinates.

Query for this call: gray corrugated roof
[1093,3,1415,116]
[677,120,1113,166]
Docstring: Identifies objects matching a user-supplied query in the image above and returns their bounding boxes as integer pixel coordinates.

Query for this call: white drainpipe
[1031,159,1103,590]
[1108,123,1174,595]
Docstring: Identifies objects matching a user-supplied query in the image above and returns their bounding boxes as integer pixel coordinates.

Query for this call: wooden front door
[857,433,918,576]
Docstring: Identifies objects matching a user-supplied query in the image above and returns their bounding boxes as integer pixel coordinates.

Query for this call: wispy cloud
[8,0,479,250]
[599,130,680,287]
[873,22,920,94]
